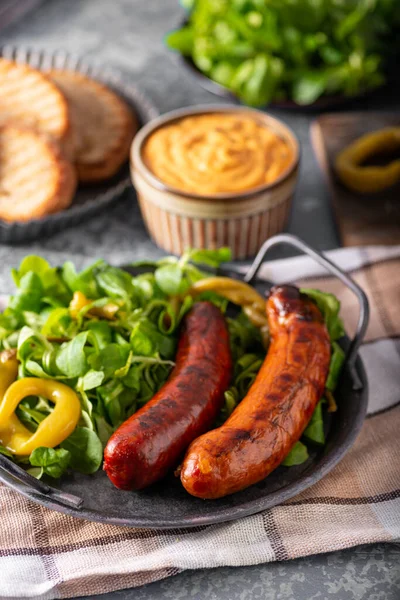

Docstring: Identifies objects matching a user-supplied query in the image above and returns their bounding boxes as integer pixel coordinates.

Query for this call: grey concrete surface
[1,1,399,599]
[81,543,400,600]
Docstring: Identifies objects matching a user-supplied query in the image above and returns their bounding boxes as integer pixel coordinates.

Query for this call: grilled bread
[0,126,77,222]
[48,70,137,182]
[0,59,72,153]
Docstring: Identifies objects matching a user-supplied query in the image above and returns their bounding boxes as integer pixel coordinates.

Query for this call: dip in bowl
[131,106,299,259]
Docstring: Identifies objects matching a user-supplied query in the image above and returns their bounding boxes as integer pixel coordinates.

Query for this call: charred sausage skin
[103,301,232,490]
[180,285,331,499]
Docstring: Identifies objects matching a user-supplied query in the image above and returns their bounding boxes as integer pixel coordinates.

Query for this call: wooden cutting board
[310,112,400,246]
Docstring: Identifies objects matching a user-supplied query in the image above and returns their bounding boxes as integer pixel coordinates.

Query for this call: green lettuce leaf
[281,441,309,467]
[56,332,89,378]
[301,288,345,341]
[303,400,325,445]
[29,447,71,479]
[60,427,103,475]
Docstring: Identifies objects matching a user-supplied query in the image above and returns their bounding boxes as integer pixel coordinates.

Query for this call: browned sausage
[180,285,331,499]
[103,301,232,490]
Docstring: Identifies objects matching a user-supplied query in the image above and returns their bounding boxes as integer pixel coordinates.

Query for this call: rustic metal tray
[0,235,369,528]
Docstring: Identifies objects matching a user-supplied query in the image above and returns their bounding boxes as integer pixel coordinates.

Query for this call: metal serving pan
[0,235,369,528]
[0,45,159,243]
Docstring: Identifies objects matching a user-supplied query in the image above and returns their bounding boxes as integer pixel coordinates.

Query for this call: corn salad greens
[0,250,344,479]
[167,0,400,106]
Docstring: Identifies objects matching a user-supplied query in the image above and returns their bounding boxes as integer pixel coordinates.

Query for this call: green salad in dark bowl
[167,0,400,108]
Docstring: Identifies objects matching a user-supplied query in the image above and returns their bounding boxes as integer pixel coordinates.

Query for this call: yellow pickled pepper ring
[335,127,400,194]
[0,352,81,455]
[189,277,270,347]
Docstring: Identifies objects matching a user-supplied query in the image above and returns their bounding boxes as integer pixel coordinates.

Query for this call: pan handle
[244,234,369,390]
[0,454,83,508]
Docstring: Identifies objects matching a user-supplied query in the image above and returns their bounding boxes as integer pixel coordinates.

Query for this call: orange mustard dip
[142,113,294,195]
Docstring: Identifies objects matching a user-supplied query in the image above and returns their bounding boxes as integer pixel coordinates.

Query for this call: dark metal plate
[0,268,368,529]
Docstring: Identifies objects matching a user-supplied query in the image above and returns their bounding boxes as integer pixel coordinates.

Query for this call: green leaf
[17,326,37,359]
[79,370,105,391]
[88,344,127,379]
[166,27,194,54]
[95,267,135,301]
[29,447,71,479]
[114,351,133,378]
[97,380,127,427]
[211,61,235,87]
[62,260,104,298]
[336,6,367,41]
[13,255,52,284]
[13,256,71,305]
[24,360,47,378]
[281,441,309,467]
[94,415,114,447]
[132,273,158,303]
[41,308,70,337]
[0,445,13,458]
[26,467,44,479]
[177,295,194,324]
[78,389,93,419]
[130,320,176,360]
[24,359,66,379]
[223,388,238,416]
[326,341,345,391]
[157,304,176,335]
[130,323,154,356]
[42,347,61,377]
[122,365,142,391]
[17,326,51,361]
[154,264,183,296]
[17,404,48,425]
[80,411,93,430]
[86,321,112,351]
[9,272,43,315]
[303,400,325,445]
[227,311,264,363]
[242,54,283,106]
[22,311,46,330]
[60,427,103,474]
[301,288,345,341]
[292,71,327,105]
[184,247,232,268]
[55,331,89,377]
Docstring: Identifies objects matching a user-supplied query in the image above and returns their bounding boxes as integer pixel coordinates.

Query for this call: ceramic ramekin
[130,105,300,260]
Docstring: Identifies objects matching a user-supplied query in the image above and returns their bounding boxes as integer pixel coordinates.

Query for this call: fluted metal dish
[0,45,159,243]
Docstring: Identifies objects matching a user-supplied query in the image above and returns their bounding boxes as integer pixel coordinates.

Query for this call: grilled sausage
[103,301,232,490]
[180,285,331,499]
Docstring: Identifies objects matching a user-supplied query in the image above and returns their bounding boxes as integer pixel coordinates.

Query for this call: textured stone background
[1,1,400,598]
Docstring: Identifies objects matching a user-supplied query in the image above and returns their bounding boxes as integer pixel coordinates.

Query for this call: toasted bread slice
[0,59,72,153]
[48,70,138,182]
[0,125,77,222]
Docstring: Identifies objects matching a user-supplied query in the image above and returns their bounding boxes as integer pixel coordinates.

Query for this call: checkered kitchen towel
[0,245,399,599]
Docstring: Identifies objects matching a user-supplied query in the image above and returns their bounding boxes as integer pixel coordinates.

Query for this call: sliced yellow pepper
[0,350,18,399]
[189,277,269,347]
[69,291,119,320]
[0,351,81,455]
[335,127,400,194]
